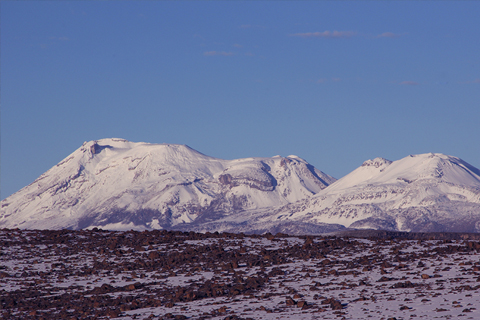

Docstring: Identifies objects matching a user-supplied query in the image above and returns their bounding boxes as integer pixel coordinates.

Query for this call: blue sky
[1,1,479,199]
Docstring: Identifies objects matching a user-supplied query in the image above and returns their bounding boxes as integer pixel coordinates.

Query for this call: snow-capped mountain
[266,153,480,233]
[0,138,335,230]
[2,140,480,234]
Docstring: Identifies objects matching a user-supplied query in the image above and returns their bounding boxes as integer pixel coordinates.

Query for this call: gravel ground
[1,229,480,319]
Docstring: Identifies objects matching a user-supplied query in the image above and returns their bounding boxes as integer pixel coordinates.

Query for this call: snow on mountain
[271,153,480,233]
[2,142,480,234]
[0,138,335,230]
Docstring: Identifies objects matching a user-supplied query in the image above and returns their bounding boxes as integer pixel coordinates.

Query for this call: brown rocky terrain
[1,229,480,319]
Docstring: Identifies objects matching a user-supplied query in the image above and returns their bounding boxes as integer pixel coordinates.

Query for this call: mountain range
[1,138,480,234]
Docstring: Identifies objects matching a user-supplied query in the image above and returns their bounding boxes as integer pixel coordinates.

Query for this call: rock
[286,297,296,306]
[218,306,228,313]
[297,300,308,309]
[322,298,343,310]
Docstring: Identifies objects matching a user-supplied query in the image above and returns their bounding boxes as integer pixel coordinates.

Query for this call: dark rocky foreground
[2,229,480,319]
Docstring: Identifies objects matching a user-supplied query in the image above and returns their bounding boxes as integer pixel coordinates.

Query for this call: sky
[1,1,479,200]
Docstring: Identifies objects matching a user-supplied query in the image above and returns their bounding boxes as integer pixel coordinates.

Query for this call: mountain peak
[391,153,480,186]
[0,139,335,230]
[282,152,480,233]
[2,142,479,234]
[361,157,392,169]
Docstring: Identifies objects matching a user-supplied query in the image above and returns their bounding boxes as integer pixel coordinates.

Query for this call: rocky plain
[2,228,480,319]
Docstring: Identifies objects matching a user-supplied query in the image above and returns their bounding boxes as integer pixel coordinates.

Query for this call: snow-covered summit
[326,153,480,193]
[271,153,480,233]
[361,157,392,168]
[2,144,480,234]
[0,138,335,230]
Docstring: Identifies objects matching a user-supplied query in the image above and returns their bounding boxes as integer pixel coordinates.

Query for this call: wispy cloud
[460,79,480,84]
[400,81,419,86]
[377,32,402,38]
[290,31,357,39]
[317,77,342,84]
[244,52,254,57]
[233,44,243,48]
[203,51,234,56]
[239,24,266,29]
[290,31,404,39]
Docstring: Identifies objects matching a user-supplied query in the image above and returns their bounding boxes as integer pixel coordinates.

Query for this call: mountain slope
[0,138,335,230]
[3,143,480,234]
[271,153,480,232]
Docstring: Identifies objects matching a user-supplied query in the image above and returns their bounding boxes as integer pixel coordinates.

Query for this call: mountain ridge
[1,139,480,234]
[0,138,335,231]
[266,153,480,233]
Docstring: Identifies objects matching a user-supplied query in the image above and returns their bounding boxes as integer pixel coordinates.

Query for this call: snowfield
[0,139,334,231]
[1,139,480,234]
[2,229,480,319]
[253,153,480,233]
